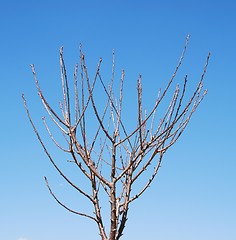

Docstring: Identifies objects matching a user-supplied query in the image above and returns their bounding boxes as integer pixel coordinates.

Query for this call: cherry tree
[23,35,210,240]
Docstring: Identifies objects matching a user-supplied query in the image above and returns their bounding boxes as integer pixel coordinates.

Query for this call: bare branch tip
[207,52,211,60]
[186,34,191,44]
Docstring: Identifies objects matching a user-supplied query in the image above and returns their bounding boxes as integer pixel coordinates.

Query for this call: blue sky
[0,1,236,239]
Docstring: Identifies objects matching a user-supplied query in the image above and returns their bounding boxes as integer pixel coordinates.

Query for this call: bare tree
[22,35,210,240]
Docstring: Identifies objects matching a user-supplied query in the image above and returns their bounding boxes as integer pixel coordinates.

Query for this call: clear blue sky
[0,1,235,240]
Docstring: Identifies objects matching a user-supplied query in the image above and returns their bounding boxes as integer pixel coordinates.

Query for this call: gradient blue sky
[1,1,236,240]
